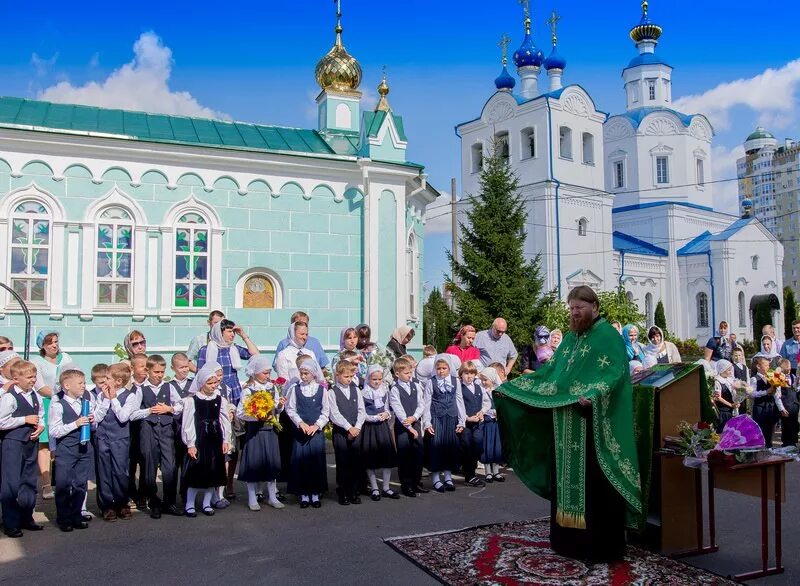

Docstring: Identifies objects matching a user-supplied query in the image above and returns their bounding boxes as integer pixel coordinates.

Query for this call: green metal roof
[362,110,407,142]
[0,96,341,157]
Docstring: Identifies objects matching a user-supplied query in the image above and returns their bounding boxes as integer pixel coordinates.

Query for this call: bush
[668,336,703,362]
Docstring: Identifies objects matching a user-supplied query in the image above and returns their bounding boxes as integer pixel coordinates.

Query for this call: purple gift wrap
[715,414,765,450]
[80,397,91,445]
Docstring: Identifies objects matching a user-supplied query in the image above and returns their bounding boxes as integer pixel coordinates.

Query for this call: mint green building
[0,10,438,369]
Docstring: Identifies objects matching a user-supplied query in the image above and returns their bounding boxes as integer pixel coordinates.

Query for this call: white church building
[456,2,784,342]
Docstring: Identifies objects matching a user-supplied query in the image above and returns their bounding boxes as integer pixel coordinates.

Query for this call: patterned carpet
[385,519,738,585]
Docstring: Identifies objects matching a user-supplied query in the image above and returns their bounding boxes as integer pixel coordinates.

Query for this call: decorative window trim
[696,292,709,328]
[577,217,588,237]
[95,207,134,310]
[406,230,419,320]
[234,268,283,309]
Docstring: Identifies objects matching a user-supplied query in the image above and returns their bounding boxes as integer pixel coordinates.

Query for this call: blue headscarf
[622,324,645,362]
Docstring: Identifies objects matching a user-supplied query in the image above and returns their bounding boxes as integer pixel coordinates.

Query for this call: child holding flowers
[750,356,787,446]
[777,358,799,446]
[181,362,231,517]
[285,358,329,508]
[237,355,286,511]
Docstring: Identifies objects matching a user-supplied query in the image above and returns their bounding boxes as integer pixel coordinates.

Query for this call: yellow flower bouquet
[243,391,281,430]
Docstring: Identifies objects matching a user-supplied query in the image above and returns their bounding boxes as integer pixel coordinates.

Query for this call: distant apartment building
[737,127,778,235]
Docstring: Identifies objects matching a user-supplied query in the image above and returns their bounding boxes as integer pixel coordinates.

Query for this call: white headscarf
[188,361,222,396]
[287,323,307,350]
[297,357,324,384]
[0,351,20,369]
[366,364,384,385]
[205,321,242,370]
[435,353,461,375]
[245,354,272,378]
[480,367,502,390]
[715,359,734,381]
[629,360,643,376]
[756,335,780,359]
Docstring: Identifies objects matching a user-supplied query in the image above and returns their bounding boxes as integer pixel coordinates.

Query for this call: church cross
[546,9,561,45]
[498,33,512,65]
[519,0,531,32]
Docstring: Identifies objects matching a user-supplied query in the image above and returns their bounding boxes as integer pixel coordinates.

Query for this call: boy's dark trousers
[139,422,177,508]
[459,421,484,481]
[332,427,361,499]
[394,420,423,490]
[55,443,93,527]
[0,436,38,529]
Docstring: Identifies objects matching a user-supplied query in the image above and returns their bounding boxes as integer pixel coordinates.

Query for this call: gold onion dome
[630,0,662,43]
[375,72,391,112]
[315,6,362,93]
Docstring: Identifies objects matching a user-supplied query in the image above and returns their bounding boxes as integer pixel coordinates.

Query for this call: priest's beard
[570,313,595,334]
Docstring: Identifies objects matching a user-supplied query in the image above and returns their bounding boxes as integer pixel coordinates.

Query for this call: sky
[3,0,800,297]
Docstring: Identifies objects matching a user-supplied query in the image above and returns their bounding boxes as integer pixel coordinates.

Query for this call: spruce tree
[654,300,668,336]
[422,287,457,353]
[754,301,772,341]
[446,149,546,347]
[784,286,797,334]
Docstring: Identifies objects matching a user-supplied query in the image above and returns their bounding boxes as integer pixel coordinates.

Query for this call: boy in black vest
[0,360,45,537]
[458,361,491,487]
[170,352,194,504]
[50,367,95,532]
[130,354,184,519]
[389,358,426,497]
[328,361,366,505]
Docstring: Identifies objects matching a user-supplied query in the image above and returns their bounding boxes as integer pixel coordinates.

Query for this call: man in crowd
[474,318,517,375]
[780,320,800,370]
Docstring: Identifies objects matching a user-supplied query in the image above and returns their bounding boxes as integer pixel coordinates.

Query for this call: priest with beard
[495,286,642,563]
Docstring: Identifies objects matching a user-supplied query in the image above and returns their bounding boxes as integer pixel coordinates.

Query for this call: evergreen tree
[422,287,457,353]
[654,300,668,335]
[784,286,797,334]
[446,149,546,347]
[754,301,772,342]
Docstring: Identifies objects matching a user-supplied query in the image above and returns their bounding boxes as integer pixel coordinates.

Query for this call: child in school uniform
[50,367,95,532]
[94,363,137,521]
[750,356,786,447]
[0,360,45,538]
[169,353,194,504]
[361,365,398,501]
[285,358,329,508]
[128,354,149,508]
[238,355,286,511]
[329,360,366,505]
[731,346,750,415]
[182,362,231,517]
[423,354,466,493]
[712,360,739,433]
[414,345,438,382]
[478,367,505,482]
[389,358,427,498]
[130,354,184,519]
[777,358,799,446]
[458,361,491,487]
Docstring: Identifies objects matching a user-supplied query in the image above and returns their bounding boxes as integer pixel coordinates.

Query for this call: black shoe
[72,521,89,530]
[256,492,264,503]
[350,495,362,505]
[467,476,486,487]
[485,474,494,483]
[21,521,43,531]
[402,487,417,498]
[58,524,74,533]
[4,528,23,538]
[202,506,215,516]
[311,500,322,509]
[300,500,310,509]
[338,495,351,506]
[163,505,184,516]
[382,489,401,500]
[433,481,445,493]
[81,513,93,522]
[276,491,287,502]
[444,480,456,492]
[415,484,430,494]
[149,507,162,519]
[494,473,506,483]
[370,490,381,502]
[185,508,197,518]
[135,498,148,510]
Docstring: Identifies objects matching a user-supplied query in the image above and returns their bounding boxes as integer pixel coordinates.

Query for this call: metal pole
[0,282,32,360]
[450,178,458,265]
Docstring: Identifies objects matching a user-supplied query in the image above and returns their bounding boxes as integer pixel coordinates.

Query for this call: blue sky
[2,1,800,296]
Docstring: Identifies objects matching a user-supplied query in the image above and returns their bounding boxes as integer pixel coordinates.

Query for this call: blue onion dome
[495,65,516,90]
[513,32,544,68]
[629,0,662,43]
[544,45,566,71]
[742,198,753,209]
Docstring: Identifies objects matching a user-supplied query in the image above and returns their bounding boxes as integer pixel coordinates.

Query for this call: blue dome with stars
[494,65,516,91]
[544,46,566,71]
[513,32,544,69]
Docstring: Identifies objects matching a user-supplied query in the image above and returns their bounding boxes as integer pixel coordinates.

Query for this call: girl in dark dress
[713,360,739,433]
[361,365,398,500]
[181,362,231,517]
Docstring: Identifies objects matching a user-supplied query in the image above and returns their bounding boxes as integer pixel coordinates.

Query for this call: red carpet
[385,518,738,585]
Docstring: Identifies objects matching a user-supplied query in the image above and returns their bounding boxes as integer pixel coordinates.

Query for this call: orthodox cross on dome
[546,9,561,46]
[498,33,512,65]
[642,0,649,16]
[518,0,531,33]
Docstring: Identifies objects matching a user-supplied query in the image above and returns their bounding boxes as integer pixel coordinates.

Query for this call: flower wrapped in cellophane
[243,391,281,430]
[766,369,790,388]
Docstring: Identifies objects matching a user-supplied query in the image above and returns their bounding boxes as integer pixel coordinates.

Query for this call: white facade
[456,6,784,342]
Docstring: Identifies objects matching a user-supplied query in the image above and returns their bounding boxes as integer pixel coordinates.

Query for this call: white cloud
[711,144,744,215]
[37,32,228,120]
[673,60,800,131]
[31,52,58,77]
[424,194,454,235]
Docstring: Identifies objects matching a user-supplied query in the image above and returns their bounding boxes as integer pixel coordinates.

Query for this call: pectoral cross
[546,9,561,45]
[497,34,512,65]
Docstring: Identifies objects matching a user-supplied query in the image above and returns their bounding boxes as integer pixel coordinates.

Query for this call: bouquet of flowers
[663,421,720,457]
[766,369,790,388]
[242,391,281,430]
[271,377,288,395]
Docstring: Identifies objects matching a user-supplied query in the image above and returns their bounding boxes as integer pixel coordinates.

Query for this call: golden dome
[375,71,391,112]
[630,0,662,43]
[315,11,362,93]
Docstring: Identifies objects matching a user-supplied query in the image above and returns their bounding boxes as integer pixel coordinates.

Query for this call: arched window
[559,126,573,159]
[738,291,746,327]
[174,212,209,308]
[243,275,275,308]
[521,127,535,159]
[10,201,51,304]
[407,232,418,317]
[645,292,653,326]
[335,103,351,128]
[471,143,483,173]
[96,206,133,306]
[626,290,634,303]
[577,218,588,237]
[751,255,759,270]
[696,292,709,327]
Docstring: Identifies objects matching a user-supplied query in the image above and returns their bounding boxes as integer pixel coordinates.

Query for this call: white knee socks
[266,481,278,504]
[381,469,391,491]
[367,469,379,491]
[443,470,453,482]
[186,488,199,511]
[247,483,259,507]
[202,489,213,509]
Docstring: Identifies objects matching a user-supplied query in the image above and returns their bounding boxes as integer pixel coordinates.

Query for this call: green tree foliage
[596,287,646,329]
[446,149,547,347]
[539,294,570,332]
[784,286,797,335]
[753,301,772,342]
[422,287,457,353]
[654,300,667,335]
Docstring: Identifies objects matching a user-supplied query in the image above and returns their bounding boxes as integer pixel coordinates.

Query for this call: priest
[495,286,642,563]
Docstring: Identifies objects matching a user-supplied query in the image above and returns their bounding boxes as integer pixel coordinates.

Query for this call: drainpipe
[707,251,716,333]
[545,96,562,298]
[619,251,625,286]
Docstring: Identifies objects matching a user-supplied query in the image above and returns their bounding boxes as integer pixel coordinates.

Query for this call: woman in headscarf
[31,331,65,500]
[445,325,481,363]
[197,319,259,405]
[387,326,415,360]
[121,330,147,362]
[643,326,682,365]
[330,327,366,383]
[622,324,646,362]
[355,324,394,382]
[275,322,316,382]
[753,334,781,369]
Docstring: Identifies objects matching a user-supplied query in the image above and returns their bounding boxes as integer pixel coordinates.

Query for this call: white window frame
[95,207,135,309]
[495,131,510,164]
[559,126,573,160]
[582,132,595,165]
[738,291,746,328]
[406,231,418,319]
[648,79,656,101]
[520,127,536,159]
[614,160,625,189]
[656,156,669,184]
[752,255,759,270]
[8,200,52,307]
[173,212,211,310]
